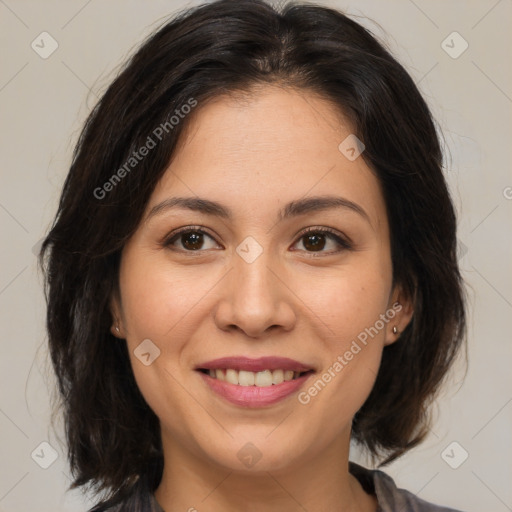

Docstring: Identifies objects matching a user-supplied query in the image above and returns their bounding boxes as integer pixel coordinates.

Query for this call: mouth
[197,368,314,387]
[195,356,316,407]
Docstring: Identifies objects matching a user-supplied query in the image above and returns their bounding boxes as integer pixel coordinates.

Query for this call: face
[111,86,413,474]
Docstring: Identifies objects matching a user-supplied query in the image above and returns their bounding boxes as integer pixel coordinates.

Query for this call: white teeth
[225,369,238,385]
[272,369,284,385]
[206,368,307,386]
[238,370,255,386]
[255,370,273,387]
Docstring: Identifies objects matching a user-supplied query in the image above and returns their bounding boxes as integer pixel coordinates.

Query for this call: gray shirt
[99,462,464,511]
[349,462,463,512]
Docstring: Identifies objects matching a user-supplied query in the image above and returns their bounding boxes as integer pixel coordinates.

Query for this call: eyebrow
[146,195,372,226]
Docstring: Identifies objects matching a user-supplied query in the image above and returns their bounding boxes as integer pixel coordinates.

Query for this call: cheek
[294,257,392,347]
[118,253,221,412]
[119,253,217,343]
[118,254,208,425]
[292,256,392,412]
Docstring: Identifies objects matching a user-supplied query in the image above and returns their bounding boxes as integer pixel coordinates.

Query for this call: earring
[115,325,120,333]
[392,326,399,335]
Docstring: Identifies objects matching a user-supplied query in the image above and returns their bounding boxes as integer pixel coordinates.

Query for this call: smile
[195,356,315,407]
[199,368,312,386]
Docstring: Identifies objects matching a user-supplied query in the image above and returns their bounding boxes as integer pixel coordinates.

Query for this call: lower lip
[197,371,314,407]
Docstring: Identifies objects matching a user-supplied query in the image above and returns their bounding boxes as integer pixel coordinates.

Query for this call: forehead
[148,86,387,233]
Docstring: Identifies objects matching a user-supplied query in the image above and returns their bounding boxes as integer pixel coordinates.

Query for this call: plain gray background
[0,0,511,510]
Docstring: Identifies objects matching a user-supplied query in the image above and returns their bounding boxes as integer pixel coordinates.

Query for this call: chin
[195,429,310,474]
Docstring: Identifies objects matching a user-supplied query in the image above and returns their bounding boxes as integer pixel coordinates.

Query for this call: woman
[39,0,467,510]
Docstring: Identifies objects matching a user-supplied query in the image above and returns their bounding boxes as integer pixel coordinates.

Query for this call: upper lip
[196,356,314,373]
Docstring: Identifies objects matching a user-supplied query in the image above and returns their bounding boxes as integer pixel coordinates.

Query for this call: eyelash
[162,225,352,255]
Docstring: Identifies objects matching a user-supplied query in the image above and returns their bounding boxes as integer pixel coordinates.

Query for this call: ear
[384,285,414,346]
[109,291,125,339]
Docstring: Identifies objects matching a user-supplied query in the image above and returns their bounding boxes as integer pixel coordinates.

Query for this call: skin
[111,85,414,512]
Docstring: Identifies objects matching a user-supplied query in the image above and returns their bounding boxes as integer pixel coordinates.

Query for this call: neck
[154,429,377,512]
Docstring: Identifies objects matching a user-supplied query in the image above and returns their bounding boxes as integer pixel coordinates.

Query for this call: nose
[213,249,297,338]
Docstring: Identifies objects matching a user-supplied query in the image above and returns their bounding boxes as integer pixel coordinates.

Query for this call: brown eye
[292,228,352,254]
[164,228,220,251]
[181,231,204,250]
[303,233,327,251]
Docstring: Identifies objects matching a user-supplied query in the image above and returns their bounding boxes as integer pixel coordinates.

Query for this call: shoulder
[349,462,466,512]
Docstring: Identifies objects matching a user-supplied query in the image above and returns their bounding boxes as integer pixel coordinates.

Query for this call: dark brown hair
[39,0,466,508]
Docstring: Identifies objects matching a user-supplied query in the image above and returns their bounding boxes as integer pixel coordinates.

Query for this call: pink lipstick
[196,356,315,407]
